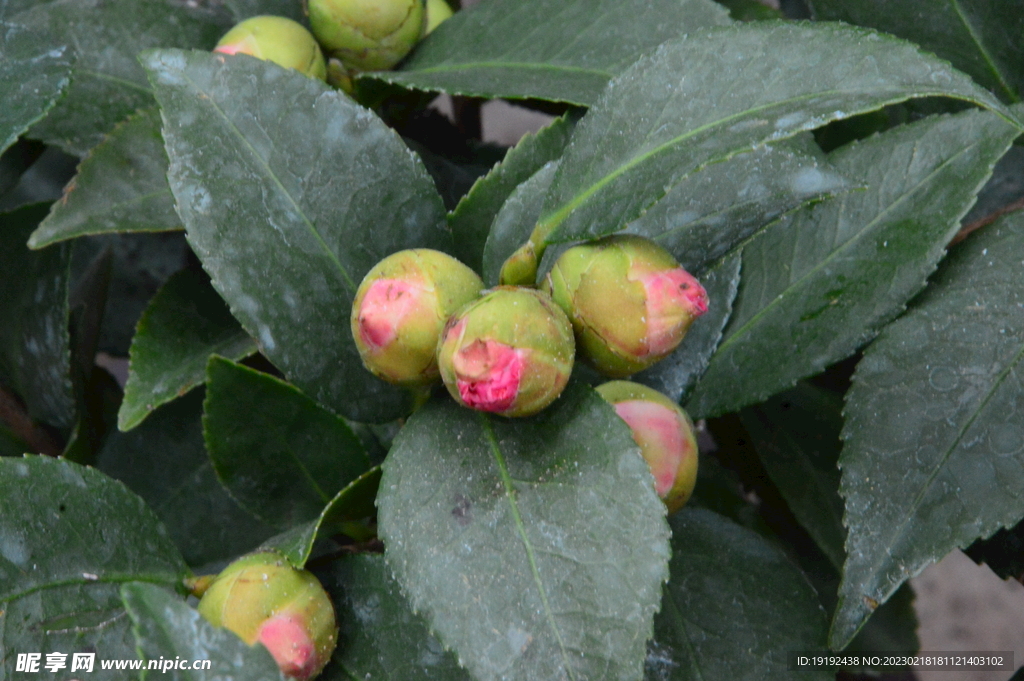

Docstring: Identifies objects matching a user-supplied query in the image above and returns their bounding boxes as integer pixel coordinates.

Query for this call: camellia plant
[2,0,1024,679]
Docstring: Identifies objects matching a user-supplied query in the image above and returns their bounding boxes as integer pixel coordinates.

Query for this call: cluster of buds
[352,250,575,417]
[212,0,457,88]
[196,551,338,680]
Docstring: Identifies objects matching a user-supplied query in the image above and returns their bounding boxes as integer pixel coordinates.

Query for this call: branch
[0,385,62,456]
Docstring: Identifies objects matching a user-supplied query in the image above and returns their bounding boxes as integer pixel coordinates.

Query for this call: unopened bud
[352,249,483,386]
[595,381,698,513]
[425,0,454,33]
[544,235,708,377]
[308,0,426,72]
[197,551,337,680]
[437,287,574,417]
[215,16,327,80]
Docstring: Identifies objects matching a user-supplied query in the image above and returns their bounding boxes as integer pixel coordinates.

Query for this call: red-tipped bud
[351,249,484,386]
[543,235,708,378]
[437,287,574,417]
[595,381,698,513]
[197,551,337,680]
[214,16,327,80]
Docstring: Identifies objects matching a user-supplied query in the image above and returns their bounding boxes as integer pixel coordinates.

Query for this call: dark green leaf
[450,114,574,274]
[97,390,274,570]
[482,160,560,286]
[144,49,450,422]
[121,582,287,681]
[377,0,731,106]
[833,210,1024,648]
[0,202,75,430]
[261,466,381,568]
[962,144,1024,227]
[0,456,187,677]
[119,269,256,432]
[634,253,741,402]
[319,554,470,681]
[0,424,28,457]
[537,22,1011,253]
[740,383,846,570]
[17,0,230,156]
[29,108,180,249]
[73,232,193,356]
[844,583,918,663]
[378,388,670,681]
[687,108,1021,419]
[626,135,851,275]
[204,356,369,530]
[808,0,1024,103]
[645,508,830,681]
[966,517,1024,582]
[0,21,70,155]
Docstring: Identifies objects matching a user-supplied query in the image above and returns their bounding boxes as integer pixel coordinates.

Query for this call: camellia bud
[351,249,483,386]
[308,0,426,72]
[214,16,327,81]
[424,0,454,34]
[595,381,698,513]
[437,287,574,417]
[197,551,337,680]
[543,235,708,378]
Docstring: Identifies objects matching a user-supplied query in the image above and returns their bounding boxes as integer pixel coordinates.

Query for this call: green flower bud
[595,381,698,513]
[197,551,337,680]
[352,249,484,386]
[424,0,453,34]
[437,287,574,417]
[308,0,426,72]
[215,16,327,81]
[543,235,709,378]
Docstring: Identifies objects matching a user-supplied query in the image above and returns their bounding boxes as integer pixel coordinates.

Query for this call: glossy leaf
[16,0,230,156]
[378,0,731,106]
[0,21,70,155]
[633,253,741,403]
[962,144,1024,227]
[809,0,1024,103]
[833,209,1024,648]
[378,388,671,681]
[645,508,830,681]
[450,114,574,274]
[482,160,560,286]
[122,582,287,681]
[740,383,847,570]
[203,357,370,529]
[119,269,256,432]
[687,108,1022,419]
[144,49,450,422]
[319,554,470,681]
[222,0,304,22]
[625,135,851,274]
[0,203,75,431]
[0,456,187,676]
[262,466,381,568]
[29,108,180,249]
[97,391,274,570]
[535,22,1010,252]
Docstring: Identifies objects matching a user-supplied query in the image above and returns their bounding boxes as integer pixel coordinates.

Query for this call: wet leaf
[687,108,1022,418]
[144,49,450,422]
[378,387,670,681]
[833,209,1024,647]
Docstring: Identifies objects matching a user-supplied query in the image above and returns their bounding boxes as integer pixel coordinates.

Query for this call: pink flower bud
[351,250,484,386]
[437,287,574,417]
[197,551,337,680]
[596,381,699,513]
[544,235,709,378]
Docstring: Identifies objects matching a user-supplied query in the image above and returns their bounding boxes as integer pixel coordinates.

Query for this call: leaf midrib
[177,68,357,293]
[480,414,576,680]
[2,573,180,604]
